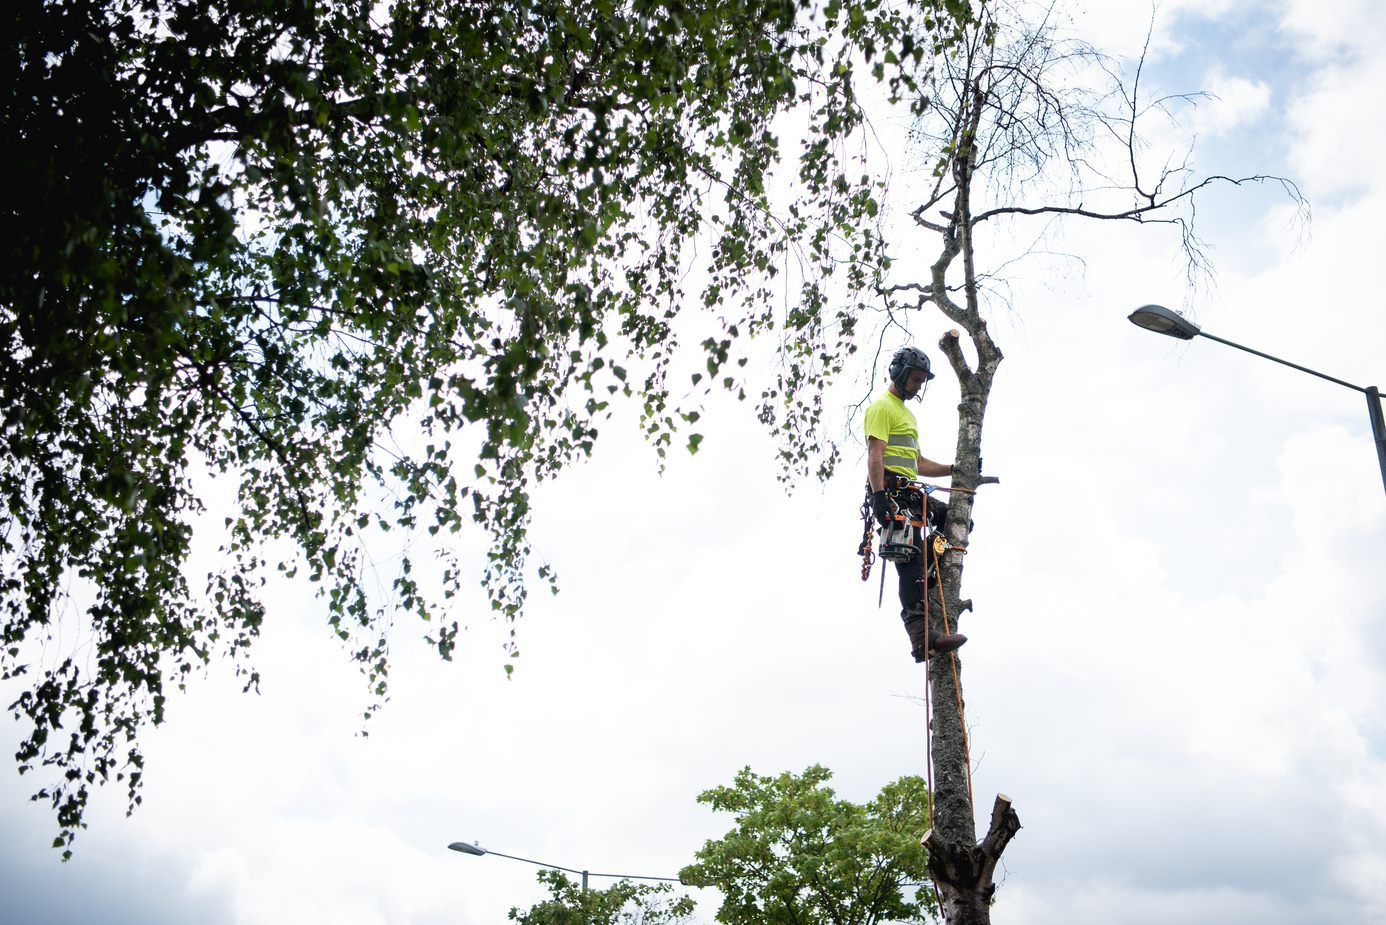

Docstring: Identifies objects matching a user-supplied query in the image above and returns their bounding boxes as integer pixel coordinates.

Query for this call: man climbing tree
[864,346,967,662]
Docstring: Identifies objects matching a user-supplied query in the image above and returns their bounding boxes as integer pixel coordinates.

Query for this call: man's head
[888,346,935,400]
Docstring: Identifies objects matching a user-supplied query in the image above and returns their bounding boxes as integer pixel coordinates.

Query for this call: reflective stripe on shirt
[883,453,918,477]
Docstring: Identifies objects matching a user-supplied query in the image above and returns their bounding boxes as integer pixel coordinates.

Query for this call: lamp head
[449,842,488,856]
[1128,304,1201,340]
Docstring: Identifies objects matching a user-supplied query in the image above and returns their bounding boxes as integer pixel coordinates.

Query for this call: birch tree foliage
[3,0,971,854]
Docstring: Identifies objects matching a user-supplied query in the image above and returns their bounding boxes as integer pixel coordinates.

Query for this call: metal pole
[1193,330,1385,498]
[1368,386,1386,497]
[1197,331,1367,393]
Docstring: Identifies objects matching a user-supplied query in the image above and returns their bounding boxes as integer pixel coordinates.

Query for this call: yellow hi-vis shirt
[863,391,919,478]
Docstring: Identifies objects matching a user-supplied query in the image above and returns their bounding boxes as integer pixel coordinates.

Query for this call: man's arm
[918,455,954,479]
[868,438,887,491]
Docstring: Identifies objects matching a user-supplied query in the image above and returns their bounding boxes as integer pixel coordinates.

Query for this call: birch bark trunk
[919,324,1019,924]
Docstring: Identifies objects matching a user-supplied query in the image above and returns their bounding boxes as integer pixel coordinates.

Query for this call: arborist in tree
[864,346,968,662]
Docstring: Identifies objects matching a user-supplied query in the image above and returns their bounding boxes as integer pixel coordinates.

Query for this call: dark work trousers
[889,488,936,623]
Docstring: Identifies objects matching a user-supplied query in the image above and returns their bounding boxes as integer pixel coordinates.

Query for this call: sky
[4,2,1385,923]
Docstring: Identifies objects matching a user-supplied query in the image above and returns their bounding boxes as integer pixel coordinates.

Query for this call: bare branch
[970,173,1306,225]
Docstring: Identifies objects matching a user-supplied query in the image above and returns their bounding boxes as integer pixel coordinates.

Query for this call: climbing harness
[858,480,934,583]
[858,477,989,585]
[853,474,997,582]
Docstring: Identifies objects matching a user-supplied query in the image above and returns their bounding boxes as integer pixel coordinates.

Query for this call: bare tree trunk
[919,321,1019,924]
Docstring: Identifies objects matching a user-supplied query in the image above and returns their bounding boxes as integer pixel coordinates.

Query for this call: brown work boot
[903,618,968,662]
[925,630,967,659]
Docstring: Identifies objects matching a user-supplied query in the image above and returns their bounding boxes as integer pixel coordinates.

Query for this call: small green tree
[680,766,937,925]
[509,869,696,925]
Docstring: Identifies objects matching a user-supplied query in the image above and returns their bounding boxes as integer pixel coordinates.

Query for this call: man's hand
[871,490,893,526]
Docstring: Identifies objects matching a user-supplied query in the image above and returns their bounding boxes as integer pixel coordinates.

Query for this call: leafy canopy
[509,869,694,925]
[680,766,937,925]
[3,0,968,854]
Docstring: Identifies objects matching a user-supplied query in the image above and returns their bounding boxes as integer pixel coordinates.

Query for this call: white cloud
[1279,0,1386,199]
[1195,71,1272,138]
[1279,0,1386,55]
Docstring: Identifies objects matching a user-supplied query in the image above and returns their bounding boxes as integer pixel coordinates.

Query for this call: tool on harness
[878,511,917,563]
[859,485,920,575]
[857,480,934,578]
[882,478,940,563]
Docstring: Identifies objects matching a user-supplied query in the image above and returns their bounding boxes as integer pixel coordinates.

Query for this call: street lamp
[448,841,487,856]
[1128,303,1202,339]
[1128,304,1386,495]
[447,840,683,892]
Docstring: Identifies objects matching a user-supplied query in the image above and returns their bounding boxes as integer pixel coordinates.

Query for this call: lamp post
[446,840,683,893]
[1128,304,1386,496]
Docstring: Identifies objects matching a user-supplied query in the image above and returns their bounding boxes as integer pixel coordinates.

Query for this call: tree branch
[970,173,1304,225]
[976,794,1021,892]
[937,329,976,393]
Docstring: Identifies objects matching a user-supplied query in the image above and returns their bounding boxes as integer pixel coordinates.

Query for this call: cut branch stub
[939,330,977,391]
[923,794,1021,907]
[978,793,1022,887]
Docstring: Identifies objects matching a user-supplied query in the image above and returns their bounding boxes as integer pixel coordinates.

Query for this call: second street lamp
[1128,304,1386,496]
[446,840,684,892]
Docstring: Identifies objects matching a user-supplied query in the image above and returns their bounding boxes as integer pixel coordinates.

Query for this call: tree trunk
[904,39,1023,919]
[921,329,1020,923]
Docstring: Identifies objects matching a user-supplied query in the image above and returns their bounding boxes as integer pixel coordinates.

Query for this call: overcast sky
[4,2,1385,923]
